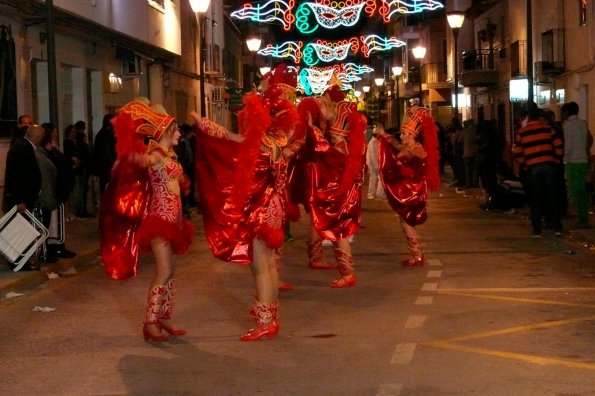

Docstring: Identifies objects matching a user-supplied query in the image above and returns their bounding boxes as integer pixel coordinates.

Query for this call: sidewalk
[449,184,595,252]
[1,187,593,296]
[0,214,102,294]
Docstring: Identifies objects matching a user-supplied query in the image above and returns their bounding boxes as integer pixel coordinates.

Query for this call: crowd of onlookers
[437,101,593,236]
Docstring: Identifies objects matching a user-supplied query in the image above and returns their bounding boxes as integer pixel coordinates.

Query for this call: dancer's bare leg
[146,238,175,336]
[251,237,279,304]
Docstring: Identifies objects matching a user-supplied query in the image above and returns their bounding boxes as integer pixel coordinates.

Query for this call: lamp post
[412,45,426,105]
[447,11,465,122]
[190,0,211,117]
[392,65,403,129]
[246,35,262,87]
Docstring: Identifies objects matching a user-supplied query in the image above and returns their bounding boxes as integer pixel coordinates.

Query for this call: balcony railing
[460,48,499,87]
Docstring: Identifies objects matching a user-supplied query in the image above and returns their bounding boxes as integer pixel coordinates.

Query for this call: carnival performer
[290,85,367,287]
[99,99,194,342]
[376,99,440,266]
[192,63,304,341]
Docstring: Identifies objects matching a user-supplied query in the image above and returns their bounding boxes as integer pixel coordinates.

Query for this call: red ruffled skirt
[137,215,195,255]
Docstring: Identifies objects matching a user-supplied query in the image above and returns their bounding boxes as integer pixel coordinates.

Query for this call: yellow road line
[439,291,595,308]
[430,314,595,343]
[423,341,595,370]
[438,287,595,292]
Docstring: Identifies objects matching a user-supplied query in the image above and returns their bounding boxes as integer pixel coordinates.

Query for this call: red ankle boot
[240,300,280,341]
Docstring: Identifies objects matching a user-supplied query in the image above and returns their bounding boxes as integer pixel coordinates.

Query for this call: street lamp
[190,0,211,117]
[246,35,262,87]
[392,65,403,129]
[362,85,371,93]
[259,66,271,76]
[412,45,426,104]
[448,11,465,122]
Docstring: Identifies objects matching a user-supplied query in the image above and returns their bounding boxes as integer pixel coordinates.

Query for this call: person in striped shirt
[514,105,564,236]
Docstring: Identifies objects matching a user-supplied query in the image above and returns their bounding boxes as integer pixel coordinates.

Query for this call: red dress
[291,98,367,241]
[136,142,194,254]
[379,140,428,226]
[195,93,304,264]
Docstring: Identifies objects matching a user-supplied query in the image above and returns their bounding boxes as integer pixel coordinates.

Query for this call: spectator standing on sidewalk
[91,114,116,194]
[2,124,42,271]
[543,110,568,218]
[561,102,593,229]
[366,129,385,199]
[514,105,564,236]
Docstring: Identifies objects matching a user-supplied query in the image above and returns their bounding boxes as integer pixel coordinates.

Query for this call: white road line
[391,343,417,364]
[405,315,426,329]
[422,282,438,291]
[415,296,434,305]
[376,384,403,396]
[428,258,442,266]
[427,270,442,278]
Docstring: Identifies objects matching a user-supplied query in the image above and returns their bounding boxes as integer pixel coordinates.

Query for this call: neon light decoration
[230,0,296,31]
[378,0,444,22]
[257,41,304,64]
[298,67,335,95]
[295,1,366,34]
[360,34,406,57]
[231,0,443,31]
[299,63,374,95]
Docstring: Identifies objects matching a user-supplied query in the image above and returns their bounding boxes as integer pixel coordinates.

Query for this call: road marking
[428,258,442,266]
[430,314,595,344]
[405,315,426,329]
[415,296,434,305]
[376,384,403,396]
[439,291,595,308]
[421,282,438,291]
[424,341,595,371]
[438,287,595,292]
[427,270,442,278]
[391,343,417,364]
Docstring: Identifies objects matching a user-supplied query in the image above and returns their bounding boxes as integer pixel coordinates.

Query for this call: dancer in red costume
[99,100,194,342]
[376,99,440,266]
[192,64,304,341]
[291,85,367,287]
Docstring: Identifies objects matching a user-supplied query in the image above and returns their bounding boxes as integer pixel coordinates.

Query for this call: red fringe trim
[421,116,440,191]
[231,93,271,211]
[255,222,285,249]
[137,215,195,255]
[337,110,367,194]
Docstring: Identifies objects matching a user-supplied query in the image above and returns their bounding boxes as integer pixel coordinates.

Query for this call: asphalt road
[1,186,594,395]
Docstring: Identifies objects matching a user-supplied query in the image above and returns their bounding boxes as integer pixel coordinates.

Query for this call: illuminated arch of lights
[257,41,304,63]
[360,34,406,57]
[230,0,296,31]
[230,0,443,31]
[295,1,366,34]
[378,0,444,22]
[298,62,374,95]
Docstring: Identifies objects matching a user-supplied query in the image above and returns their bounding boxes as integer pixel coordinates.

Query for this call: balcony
[422,62,450,90]
[460,48,499,87]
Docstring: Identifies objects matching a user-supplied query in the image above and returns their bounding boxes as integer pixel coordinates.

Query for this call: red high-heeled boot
[240,300,280,341]
[143,285,168,342]
[403,236,424,266]
[307,239,335,270]
[330,246,356,288]
[158,279,186,336]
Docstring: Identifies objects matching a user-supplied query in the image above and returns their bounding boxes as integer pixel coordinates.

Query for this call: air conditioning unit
[211,87,224,102]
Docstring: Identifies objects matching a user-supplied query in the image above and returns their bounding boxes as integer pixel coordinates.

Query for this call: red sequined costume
[136,141,194,253]
[379,105,440,226]
[195,67,304,264]
[294,95,367,241]
[99,101,194,280]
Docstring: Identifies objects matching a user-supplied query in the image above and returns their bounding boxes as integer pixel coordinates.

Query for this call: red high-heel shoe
[330,274,356,288]
[402,256,424,266]
[240,321,280,341]
[143,323,168,342]
[158,320,187,336]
